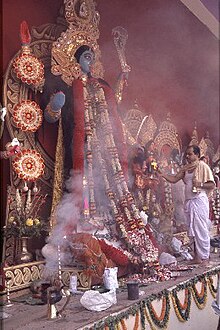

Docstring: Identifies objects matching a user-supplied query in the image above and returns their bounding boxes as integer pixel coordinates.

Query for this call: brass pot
[16,236,33,264]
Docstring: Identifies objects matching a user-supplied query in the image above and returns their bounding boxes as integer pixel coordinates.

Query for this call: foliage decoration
[83,266,220,330]
[207,275,218,298]
[145,290,170,328]
[171,288,191,322]
[190,278,207,309]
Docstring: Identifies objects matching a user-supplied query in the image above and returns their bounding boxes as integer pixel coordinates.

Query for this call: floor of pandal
[1,252,220,330]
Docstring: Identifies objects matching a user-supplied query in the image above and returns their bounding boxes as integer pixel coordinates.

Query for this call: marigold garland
[191,279,207,309]
[133,311,139,330]
[83,267,220,330]
[144,304,157,330]
[207,275,218,298]
[146,291,170,328]
[171,288,191,322]
[118,310,139,330]
[120,319,127,330]
[139,302,146,330]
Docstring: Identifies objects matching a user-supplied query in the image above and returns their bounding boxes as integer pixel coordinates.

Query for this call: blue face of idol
[79,50,95,74]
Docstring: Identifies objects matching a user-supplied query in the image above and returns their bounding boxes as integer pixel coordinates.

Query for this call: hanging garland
[139,302,147,330]
[133,311,140,330]
[120,311,139,330]
[207,275,218,298]
[120,319,127,330]
[191,278,207,309]
[143,303,156,330]
[145,290,170,329]
[171,288,191,322]
[83,267,220,330]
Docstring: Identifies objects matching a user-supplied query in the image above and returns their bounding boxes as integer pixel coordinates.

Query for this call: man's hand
[192,178,201,189]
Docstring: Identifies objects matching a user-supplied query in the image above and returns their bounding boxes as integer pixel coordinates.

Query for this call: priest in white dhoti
[159,145,215,264]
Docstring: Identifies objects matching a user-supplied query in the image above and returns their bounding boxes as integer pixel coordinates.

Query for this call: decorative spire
[189,121,199,146]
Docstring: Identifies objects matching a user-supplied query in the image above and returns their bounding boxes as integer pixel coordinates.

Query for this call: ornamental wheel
[12,149,45,181]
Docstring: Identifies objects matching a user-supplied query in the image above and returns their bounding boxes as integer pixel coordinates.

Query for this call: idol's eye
[84,53,93,61]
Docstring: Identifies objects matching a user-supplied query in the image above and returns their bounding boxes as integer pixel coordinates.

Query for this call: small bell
[23,181,28,192]
[33,183,38,193]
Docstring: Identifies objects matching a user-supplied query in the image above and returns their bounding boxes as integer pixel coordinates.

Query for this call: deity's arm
[39,71,71,124]
[44,92,65,123]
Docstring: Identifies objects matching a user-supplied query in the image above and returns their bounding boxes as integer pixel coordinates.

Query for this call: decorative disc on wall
[12,149,45,181]
[13,100,43,132]
[13,52,44,90]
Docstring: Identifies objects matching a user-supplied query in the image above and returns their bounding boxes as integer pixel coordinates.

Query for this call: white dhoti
[184,192,211,260]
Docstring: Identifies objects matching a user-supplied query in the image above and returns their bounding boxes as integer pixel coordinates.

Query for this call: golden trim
[3,261,45,293]
[50,118,64,228]
[61,267,91,291]
[2,262,91,294]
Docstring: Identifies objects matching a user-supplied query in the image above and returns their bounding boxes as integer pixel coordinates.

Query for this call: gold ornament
[12,149,45,181]
[51,0,104,85]
[12,100,43,132]
[13,46,45,92]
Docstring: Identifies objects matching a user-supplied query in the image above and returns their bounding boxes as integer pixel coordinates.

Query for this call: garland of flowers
[207,275,218,298]
[83,267,220,330]
[145,290,170,329]
[171,288,191,322]
[133,311,139,330]
[190,278,207,309]
[120,319,127,330]
[143,303,156,330]
[86,79,143,231]
[85,79,159,264]
[139,301,146,330]
[120,311,139,330]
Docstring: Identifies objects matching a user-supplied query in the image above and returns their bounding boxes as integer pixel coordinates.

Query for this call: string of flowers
[116,323,120,330]
[119,311,139,330]
[190,278,207,310]
[139,301,147,330]
[86,79,158,264]
[120,319,127,330]
[145,290,170,329]
[83,267,220,330]
[171,288,191,322]
[143,302,156,330]
[207,275,218,298]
